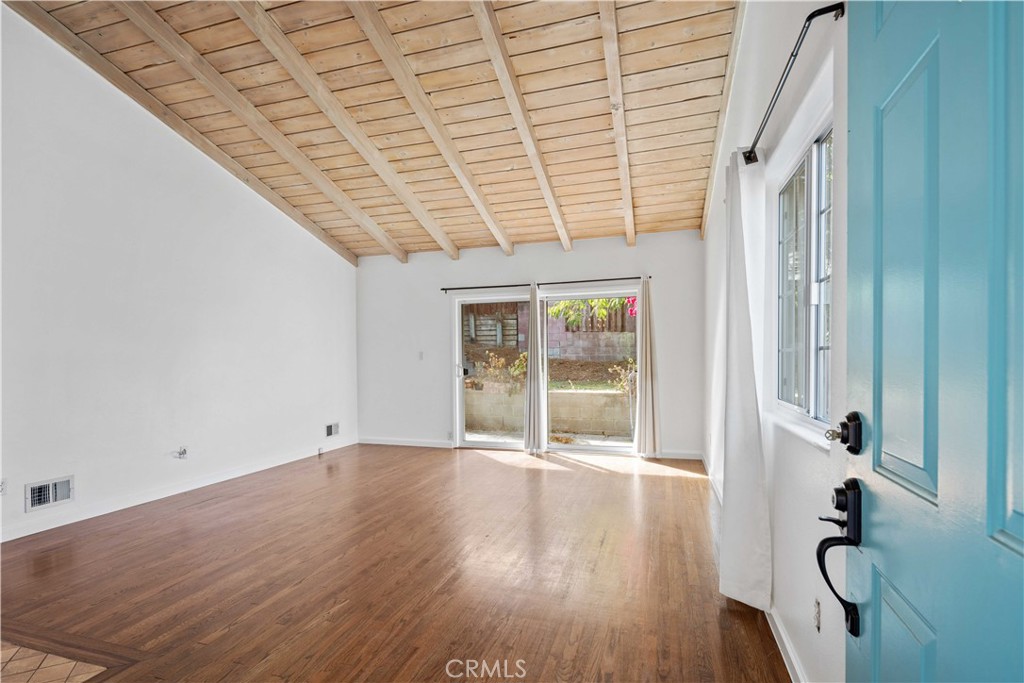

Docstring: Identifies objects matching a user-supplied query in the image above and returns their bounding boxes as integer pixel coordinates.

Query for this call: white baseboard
[1,439,357,542]
[767,608,807,683]
[359,437,454,449]
[649,450,704,460]
[709,476,724,504]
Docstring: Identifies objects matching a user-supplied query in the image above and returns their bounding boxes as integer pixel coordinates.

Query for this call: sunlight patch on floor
[546,451,707,478]
[464,447,706,478]
[468,449,571,471]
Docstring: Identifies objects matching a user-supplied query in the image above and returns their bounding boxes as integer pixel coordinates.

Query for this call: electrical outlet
[0,478,6,496]
[814,598,822,633]
[447,431,453,441]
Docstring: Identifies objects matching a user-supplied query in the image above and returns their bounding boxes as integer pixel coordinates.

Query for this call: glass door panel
[459,300,529,447]
[544,296,637,449]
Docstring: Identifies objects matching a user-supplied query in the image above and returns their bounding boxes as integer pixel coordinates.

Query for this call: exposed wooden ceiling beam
[4,0,359,267]
[228,1,459,261]
[348,2,515,256]
[470,1,572,252]
[598,1,637,247]
[112,1,408,263]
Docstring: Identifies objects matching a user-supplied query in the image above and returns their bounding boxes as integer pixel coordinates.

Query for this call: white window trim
[763,50,835,452]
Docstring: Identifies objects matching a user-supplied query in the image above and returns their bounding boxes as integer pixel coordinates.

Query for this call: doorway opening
[454,286,640,454]
[457,297,529,448]
[544,294,637,450]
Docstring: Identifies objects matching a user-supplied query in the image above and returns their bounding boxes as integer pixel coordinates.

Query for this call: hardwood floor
[2,445,787,682]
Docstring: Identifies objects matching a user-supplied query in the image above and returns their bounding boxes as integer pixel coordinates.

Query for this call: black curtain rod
[742,2,845,165]
[440,283,530,293]
[440,276,648,293]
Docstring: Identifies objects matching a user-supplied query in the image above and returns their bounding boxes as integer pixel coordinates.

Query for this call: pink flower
[626,296,637,317]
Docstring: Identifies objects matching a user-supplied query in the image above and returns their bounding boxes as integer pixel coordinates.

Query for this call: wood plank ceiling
[8,0,737,265]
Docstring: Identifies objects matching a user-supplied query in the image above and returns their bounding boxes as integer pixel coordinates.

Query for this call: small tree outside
[546,296,637,330]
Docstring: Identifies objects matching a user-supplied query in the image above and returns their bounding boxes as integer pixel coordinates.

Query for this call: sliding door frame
[538,283,641,455]
[452,290,530,450]
[450,283,643,455]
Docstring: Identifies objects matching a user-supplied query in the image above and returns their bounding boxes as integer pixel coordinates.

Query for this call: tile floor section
[0,642,105,683]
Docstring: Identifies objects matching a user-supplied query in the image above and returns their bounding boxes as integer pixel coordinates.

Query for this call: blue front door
[847,2,1023,681]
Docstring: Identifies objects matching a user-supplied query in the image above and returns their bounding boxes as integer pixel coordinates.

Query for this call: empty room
[1,1,1021,682]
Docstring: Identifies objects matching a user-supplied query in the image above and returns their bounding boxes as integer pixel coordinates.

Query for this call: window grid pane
[776,131,833,421]
[814,132,834,422]
[778,161,808,410]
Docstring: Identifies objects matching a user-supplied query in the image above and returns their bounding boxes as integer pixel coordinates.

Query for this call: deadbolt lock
[824,411,863,455]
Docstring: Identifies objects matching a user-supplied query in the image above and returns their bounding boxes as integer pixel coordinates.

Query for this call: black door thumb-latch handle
[818,515,846,529]
[816,535,860,637]
[816,478,862,637]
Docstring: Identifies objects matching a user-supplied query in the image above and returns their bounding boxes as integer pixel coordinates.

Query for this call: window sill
[766,409,831,454]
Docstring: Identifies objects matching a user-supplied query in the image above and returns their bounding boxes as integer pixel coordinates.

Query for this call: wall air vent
[25,476,74,512]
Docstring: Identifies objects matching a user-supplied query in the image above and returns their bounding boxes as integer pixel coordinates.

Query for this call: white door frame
[538,284,641,455]
[452,291,529,450]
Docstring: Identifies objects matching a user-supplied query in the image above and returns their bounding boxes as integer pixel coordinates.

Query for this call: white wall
[704,3,849,682]
[1,8,359,541]
[357,232,705,457]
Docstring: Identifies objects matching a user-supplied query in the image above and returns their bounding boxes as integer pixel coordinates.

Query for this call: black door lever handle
[817,535,860,636]
[816,478,862,637]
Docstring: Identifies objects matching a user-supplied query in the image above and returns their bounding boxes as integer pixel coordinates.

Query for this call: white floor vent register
[25,476,74,512]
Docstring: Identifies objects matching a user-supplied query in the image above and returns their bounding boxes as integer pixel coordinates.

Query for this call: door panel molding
[873,38,940,502]
[871,566,937,683]
[986,1,1024,556]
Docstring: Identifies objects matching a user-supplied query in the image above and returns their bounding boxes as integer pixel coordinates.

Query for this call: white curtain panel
[718,152,773,610]
[705,237,728,499]
[523,284,545,455]
[636,276,660,457]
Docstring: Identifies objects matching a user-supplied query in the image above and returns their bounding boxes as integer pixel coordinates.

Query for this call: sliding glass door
[454,285,641,453]
[544,293,637,450]
[456,297,530,448]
